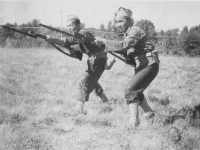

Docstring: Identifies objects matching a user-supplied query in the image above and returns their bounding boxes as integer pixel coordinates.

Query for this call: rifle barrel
[1,26,36,38]
[39,23,73,37]
[1,25,76,59]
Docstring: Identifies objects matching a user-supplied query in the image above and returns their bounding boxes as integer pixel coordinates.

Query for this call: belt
[134,50,160,64]
[134,51,153,61]
[88,51,107,58]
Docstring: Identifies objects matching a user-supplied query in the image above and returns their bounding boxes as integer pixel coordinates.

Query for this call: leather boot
[140,98,153,113]
[99,93,108,103]
[129,102,139,127]
[140,98,154,117]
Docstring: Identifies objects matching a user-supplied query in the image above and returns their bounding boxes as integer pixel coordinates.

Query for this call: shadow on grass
[148,96,200,126]
[149,95,170,106]
[163,105,200,126]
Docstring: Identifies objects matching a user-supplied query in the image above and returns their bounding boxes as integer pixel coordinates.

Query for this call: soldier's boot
[128,102,139,127]
[140,98,155,125]
[74,101,84,114]
[140,98,155,119]
[99,92,109,103]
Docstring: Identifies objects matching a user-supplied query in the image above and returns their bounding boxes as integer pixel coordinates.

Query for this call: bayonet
[1,25,82,60]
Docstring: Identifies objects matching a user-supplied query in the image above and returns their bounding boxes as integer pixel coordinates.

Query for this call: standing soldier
[46,15,109,113]
[94,7,160,127]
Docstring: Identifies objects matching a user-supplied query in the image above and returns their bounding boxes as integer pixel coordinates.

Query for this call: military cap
[67,15,79,21]
[115,7,132,18]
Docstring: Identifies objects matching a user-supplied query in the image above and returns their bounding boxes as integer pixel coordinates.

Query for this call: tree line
[1,19,200,57]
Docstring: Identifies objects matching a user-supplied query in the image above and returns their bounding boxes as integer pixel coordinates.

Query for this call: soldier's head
[114,7,133,32]
[66,15,81,33]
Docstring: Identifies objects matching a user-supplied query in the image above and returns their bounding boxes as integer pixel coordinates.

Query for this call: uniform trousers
[76,55,106,102]
[125,63,159,105]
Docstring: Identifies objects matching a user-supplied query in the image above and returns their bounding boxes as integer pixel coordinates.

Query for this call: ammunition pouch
[69,50,83,61]
[123,54,136,67]
[134,50,160,64]
[74,50,83,61]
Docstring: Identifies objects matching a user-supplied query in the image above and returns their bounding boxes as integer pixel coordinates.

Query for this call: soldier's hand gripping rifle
[39,23,127,63]
[1,25,82,61]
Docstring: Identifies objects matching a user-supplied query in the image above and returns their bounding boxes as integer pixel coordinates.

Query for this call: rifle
[39,23,128,64]
[1,25,82,61]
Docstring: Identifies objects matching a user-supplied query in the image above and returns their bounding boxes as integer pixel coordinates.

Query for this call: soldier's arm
[46,35,65,46]
[95,27,146,52]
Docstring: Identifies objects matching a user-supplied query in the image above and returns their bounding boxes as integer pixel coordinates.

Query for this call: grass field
[0,48,200,150]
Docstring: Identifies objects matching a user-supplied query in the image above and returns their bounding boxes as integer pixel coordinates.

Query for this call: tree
[135,19,157,43]
[179,25,200,56]
[181,26,188,35]
[189,25,200,35]
[99,24,105,32]
[177,26,189,49]
[165,28,179,37]
[158,30,165,36]
[181,32,200,55]
[31,19,40,27]
[107,21,112,32]
[135,19,156,37]
[14,22,18,27]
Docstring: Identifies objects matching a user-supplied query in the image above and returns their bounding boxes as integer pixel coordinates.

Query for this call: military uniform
[103,25,159,105]
[95,7,160,126]
[64,30,107,103]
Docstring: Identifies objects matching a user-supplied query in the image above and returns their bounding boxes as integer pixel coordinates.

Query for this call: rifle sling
[50,43,73,58]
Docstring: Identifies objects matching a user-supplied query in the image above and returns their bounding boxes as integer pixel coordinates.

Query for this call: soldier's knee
[125,83,136,94]
[124,87,144,105]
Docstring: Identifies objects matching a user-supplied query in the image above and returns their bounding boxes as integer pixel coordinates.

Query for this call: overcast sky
[0,0,200,31]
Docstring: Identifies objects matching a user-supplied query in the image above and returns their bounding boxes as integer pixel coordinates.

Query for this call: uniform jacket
[103,25,160,71]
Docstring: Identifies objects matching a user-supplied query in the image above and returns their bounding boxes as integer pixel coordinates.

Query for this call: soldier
[46,15,109,113]
[94,7,160,127]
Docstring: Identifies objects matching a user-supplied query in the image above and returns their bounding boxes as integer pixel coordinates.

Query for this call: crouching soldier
[46,15,109,113]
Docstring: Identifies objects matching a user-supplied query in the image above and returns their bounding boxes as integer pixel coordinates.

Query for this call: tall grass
[0,48,199,150]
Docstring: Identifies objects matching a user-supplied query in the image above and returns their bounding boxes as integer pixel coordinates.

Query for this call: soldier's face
[67,20,80,33]
[114,16,131,32]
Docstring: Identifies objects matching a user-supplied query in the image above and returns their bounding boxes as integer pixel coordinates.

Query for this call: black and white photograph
[0,0,200,149]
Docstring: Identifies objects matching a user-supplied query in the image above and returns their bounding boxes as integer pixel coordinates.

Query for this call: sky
[0,0,200,32]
